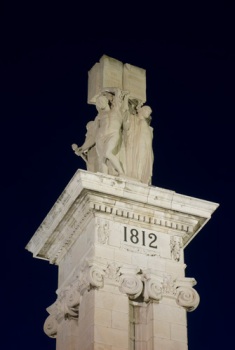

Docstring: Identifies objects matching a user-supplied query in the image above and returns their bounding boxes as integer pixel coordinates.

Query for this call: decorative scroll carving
[44,259,106,338]
[43,315,58,338]
[176,286,200,311]
[44,259,200,338]
[43,285,81,338]
[138,270,200,312]
[119,267,143,299]
[143,273,163,302]
[65,288,81,317]
[87,263,105,288]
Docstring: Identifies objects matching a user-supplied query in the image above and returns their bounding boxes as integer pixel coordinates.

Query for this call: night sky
[1,3,235,349]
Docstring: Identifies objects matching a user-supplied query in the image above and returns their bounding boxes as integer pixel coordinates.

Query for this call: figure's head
[96,95,109,110]
[138,106,152,119]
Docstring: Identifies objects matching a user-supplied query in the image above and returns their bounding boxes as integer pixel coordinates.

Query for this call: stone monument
[26,55,219,350]
[72,54,152,185]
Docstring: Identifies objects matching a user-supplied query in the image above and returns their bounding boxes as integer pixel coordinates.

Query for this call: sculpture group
[72,55,154,185]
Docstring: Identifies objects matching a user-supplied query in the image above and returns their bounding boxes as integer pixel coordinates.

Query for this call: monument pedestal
[26,170,218,350]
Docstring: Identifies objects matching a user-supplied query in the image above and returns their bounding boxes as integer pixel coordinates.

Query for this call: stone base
[26,169,219,350]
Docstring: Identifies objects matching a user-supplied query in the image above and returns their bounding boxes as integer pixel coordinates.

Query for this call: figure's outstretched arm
[71,144,88,163]
[71,119,97,162]
[78,135,95,152]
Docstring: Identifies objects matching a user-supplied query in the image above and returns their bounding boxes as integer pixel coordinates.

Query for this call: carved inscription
[123,226,158,249]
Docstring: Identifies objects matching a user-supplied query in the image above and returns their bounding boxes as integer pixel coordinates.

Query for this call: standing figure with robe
[123,105,154,185]
[94,89,125,175]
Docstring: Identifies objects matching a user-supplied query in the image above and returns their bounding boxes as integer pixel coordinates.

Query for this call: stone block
[152,319,171,339]
[171,323,188,343]
[79,291,95,323]
[165,260,186,278]
[95,307,112,327]
[147,255,166,272]
[153,338,188,350]
[134,323,148,341]
[111,310,128,330]
[132,252,148,268]
[78,324,94,350]
[87,55,146,104]
[114,248,132,264]
[135,341,147,350]
[123,62,146,102]
[93,344,112,350]
[95,244,115,261]
[95,290,129,313]
[94,325,128,348]
[152,303,187,325]
[88,55,123,104]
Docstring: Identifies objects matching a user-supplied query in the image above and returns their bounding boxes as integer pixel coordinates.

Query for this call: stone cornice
[26,170,219,264]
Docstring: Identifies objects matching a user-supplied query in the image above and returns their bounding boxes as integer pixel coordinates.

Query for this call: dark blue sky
[1,2,235,349]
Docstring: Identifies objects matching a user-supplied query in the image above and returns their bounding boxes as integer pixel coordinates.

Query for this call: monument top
[72,54,154,185]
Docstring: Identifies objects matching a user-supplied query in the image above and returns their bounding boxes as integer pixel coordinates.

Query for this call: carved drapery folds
[72,94,154,184]
[44,260,200,338]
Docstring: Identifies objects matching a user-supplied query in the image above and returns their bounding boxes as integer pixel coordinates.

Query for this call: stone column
[26,170,218,350]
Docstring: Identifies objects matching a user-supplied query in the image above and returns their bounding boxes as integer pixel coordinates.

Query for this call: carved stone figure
[94,89,125,175]
[72,56,154,185]
[72,92,154,184]
[123,105,153,185]
[72,120,98,172]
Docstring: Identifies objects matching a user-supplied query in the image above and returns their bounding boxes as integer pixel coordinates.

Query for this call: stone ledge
[25,169,219,263]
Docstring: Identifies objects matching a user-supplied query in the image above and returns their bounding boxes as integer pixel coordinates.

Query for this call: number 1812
[123,226,158,249]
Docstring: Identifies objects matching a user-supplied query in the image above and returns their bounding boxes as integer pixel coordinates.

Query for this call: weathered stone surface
[26,55,219,350]
[26,170,218,349]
